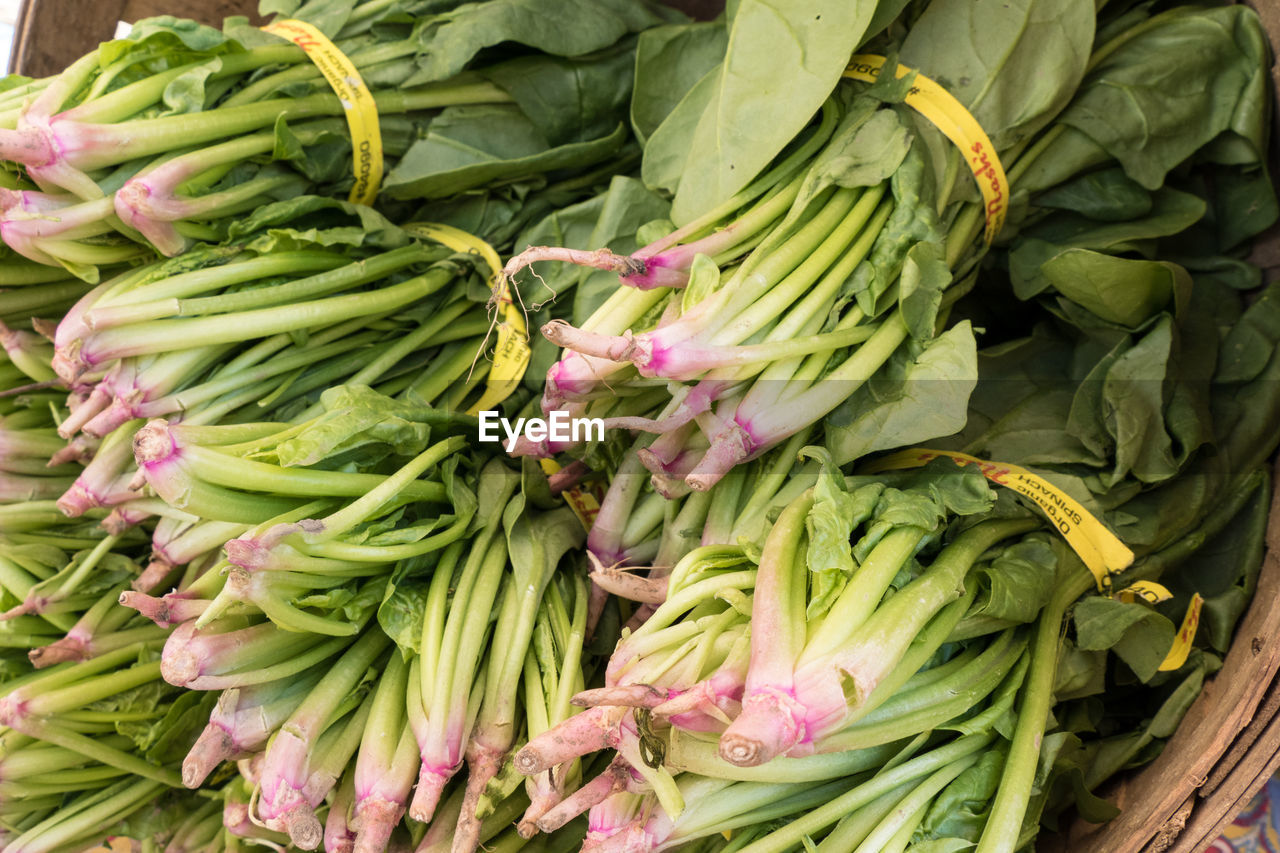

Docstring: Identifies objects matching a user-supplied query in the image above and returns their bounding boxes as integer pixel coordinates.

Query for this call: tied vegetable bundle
[0,185,606,853]
[499,0,1275,574]
[46,199,498,531]
[0,0,668,273]
[0,1,1277,853]
[491,0,1280,850]
[139,424,595,853]
[488,0,1280,666]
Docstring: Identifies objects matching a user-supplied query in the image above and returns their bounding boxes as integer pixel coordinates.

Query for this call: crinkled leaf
[968,537,1057,625]
[406,0,667,85]
[103,16,239,66]
[1055,5,1270,190]
[847,146,942,317]
[296,577,385,623]
[382,106,627,200]
[229,196,410,251]
[914,750,1004,843]
[1073,595,1175,683]
[161,59,220,115]
[899,240,951,340]
[378,576,431,655]
[826,322,977,465]
[891,458,998,520]
[790,102,911,220]
[273,117,353,185]
[855,460,995,554]
[273,385,442,467]
[799,448,882,619]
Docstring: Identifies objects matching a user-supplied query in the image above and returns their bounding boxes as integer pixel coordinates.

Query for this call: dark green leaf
[630,22,728,145]
[900,0,1095,150]
[228,196,411,251]
[1009,187,1205,300]
[915,750,1004,843]
[826,322,977,465]
[405,0,666,85]
[1055,5,1271,190]
[1034,168,1152,222]
[899,240,951,340]
[1073,595,1175,682]
[968,536,1057,625]
[378,576,431,654]
[483,45,636,147]
[381,107,627,199]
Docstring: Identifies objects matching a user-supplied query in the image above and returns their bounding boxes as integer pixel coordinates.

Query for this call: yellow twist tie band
[844,54,1010,243]
[865,448,1134,591]
[1159,593,1202,672]
[261,19,383,205]
[402,222,531,414]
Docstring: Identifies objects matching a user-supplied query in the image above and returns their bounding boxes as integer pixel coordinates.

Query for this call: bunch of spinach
[0,0,671,276]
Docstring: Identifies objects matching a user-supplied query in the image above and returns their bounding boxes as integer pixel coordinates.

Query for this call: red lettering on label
[986,466,1012,486]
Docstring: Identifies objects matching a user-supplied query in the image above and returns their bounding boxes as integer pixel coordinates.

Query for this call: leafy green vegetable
[630,21,729,145]
[826,322,977,464]
[900,0,1095,150]
[645,0,883,223]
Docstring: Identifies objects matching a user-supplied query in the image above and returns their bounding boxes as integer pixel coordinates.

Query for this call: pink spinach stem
[257,628,389,848]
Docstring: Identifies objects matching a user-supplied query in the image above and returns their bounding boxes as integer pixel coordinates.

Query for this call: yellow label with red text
[1159,593,1203,672]
[866,448,1134,591]
[844,55,1009,243]
[1112,581,1199,671]
[1116,580,1173,606]
[403,223,531,413]
[261,19,383,205]
[538,458,606,532]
